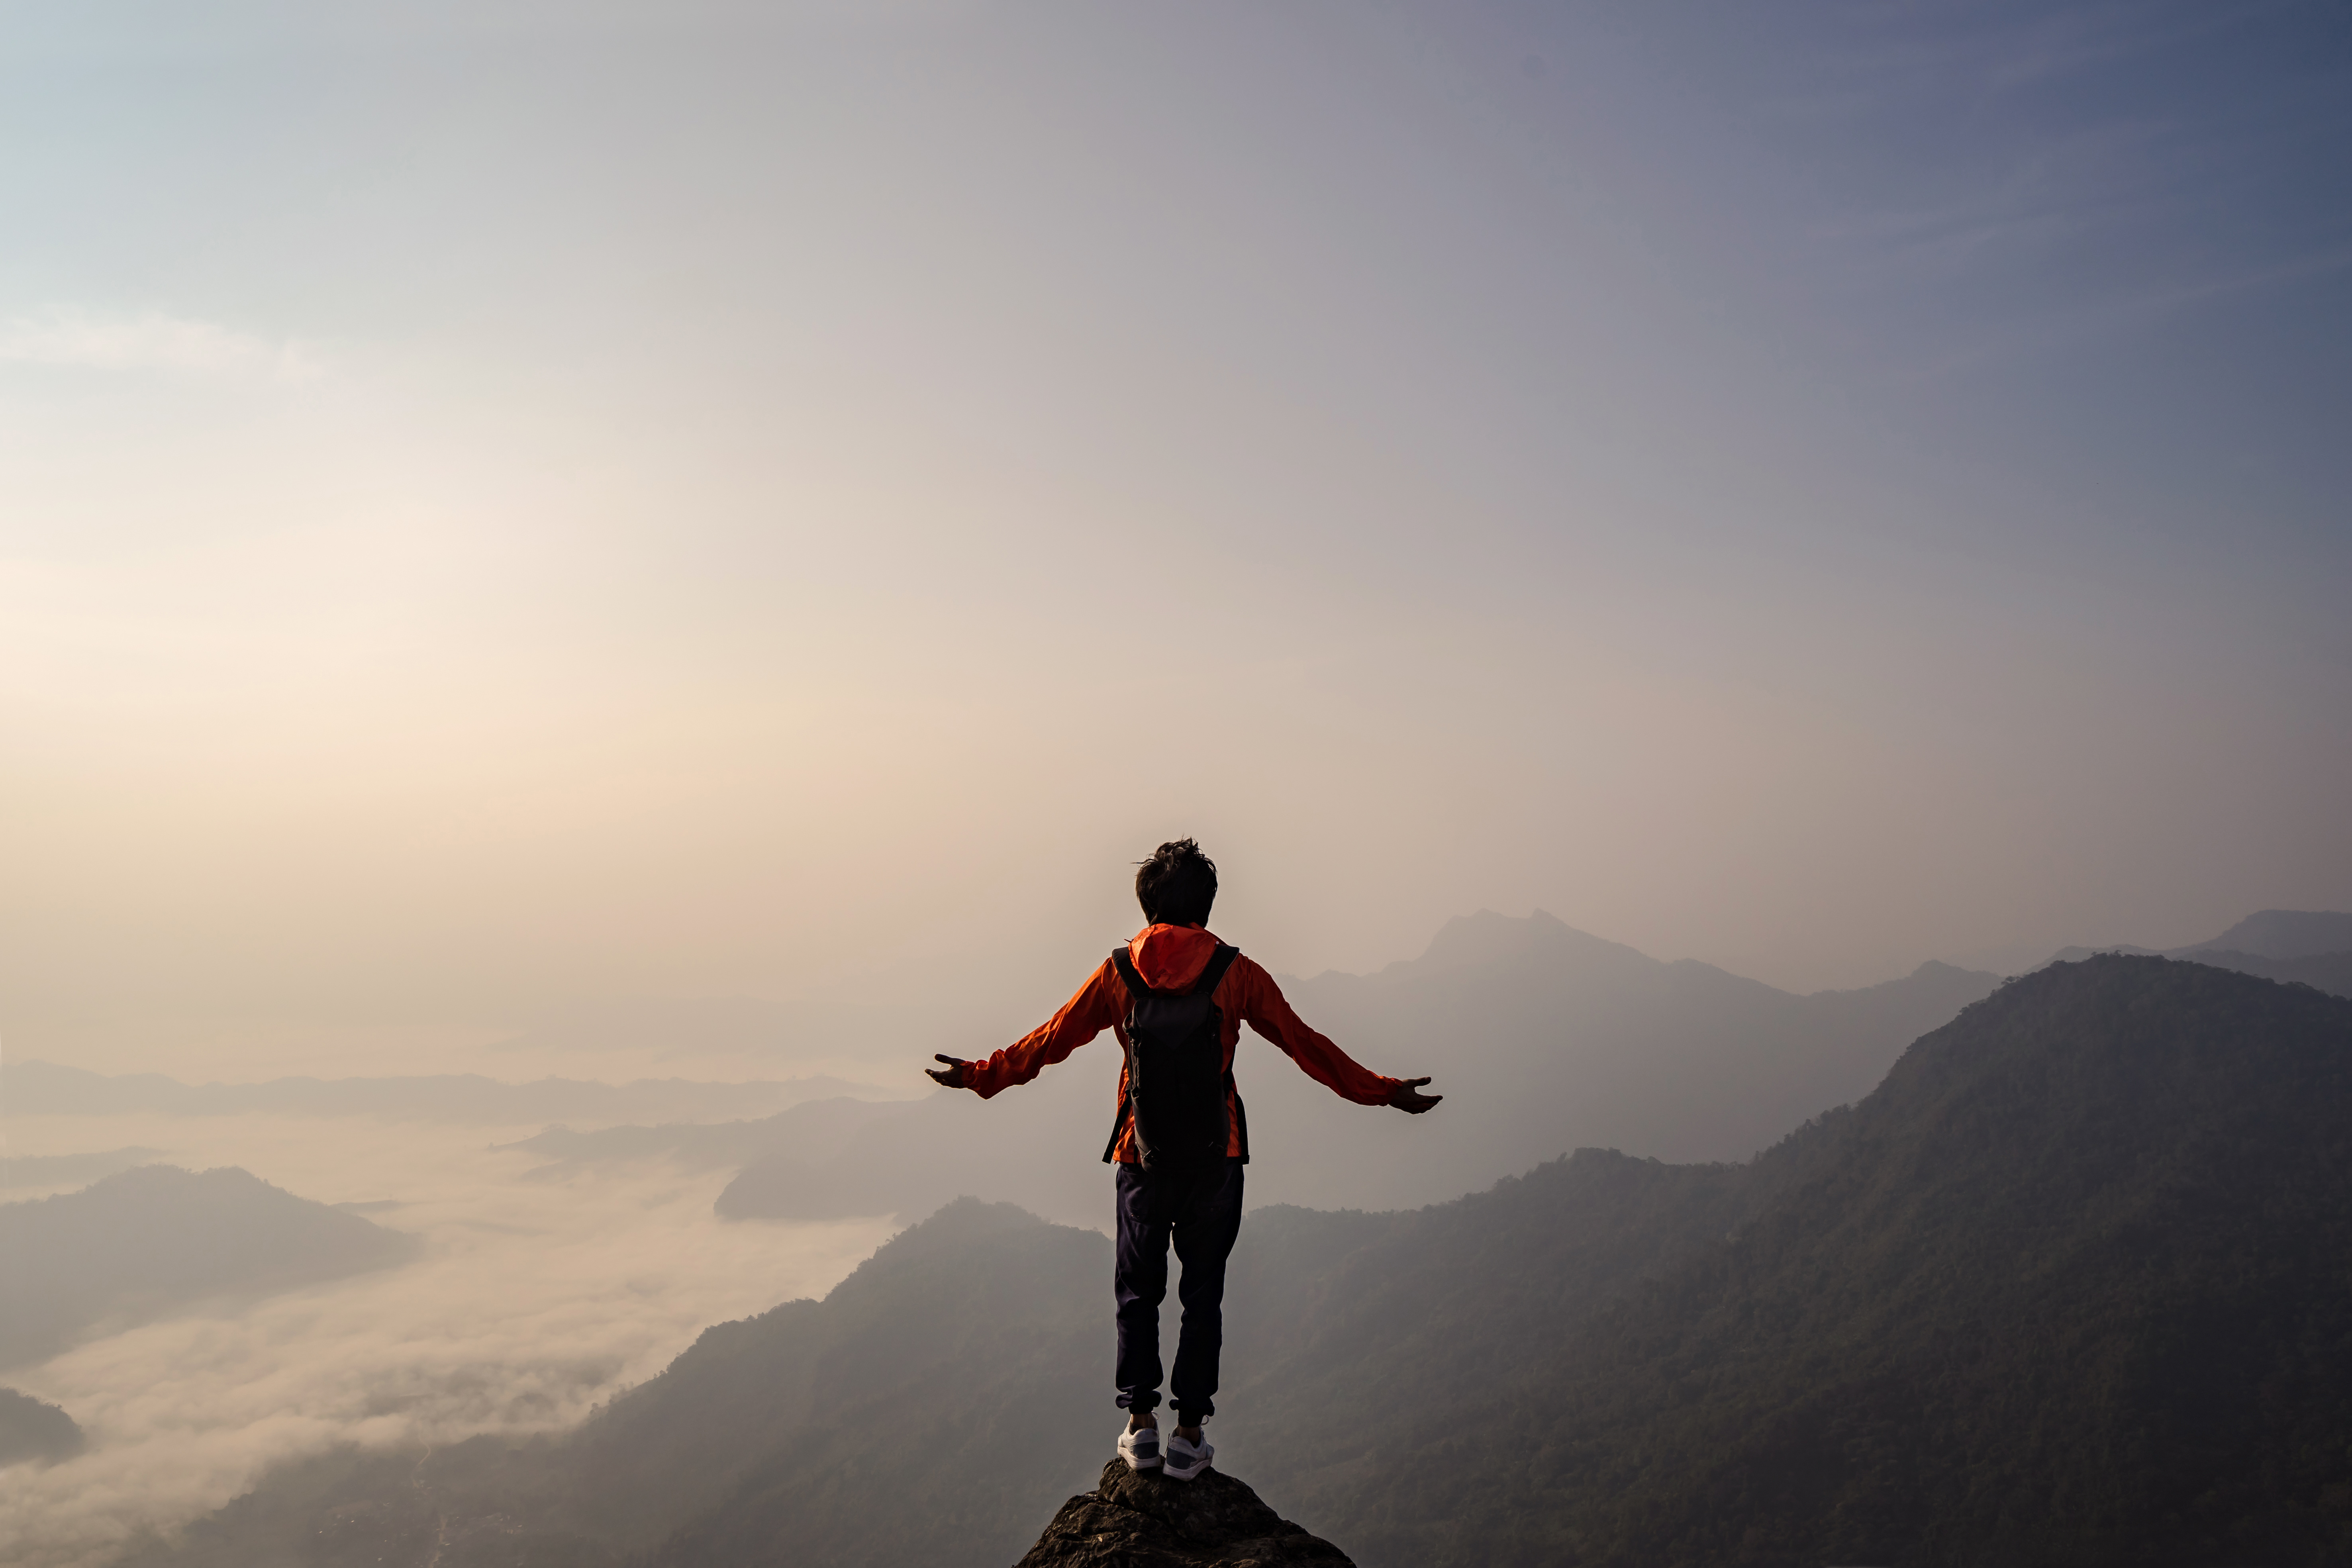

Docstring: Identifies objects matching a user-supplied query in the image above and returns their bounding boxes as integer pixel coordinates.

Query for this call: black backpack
[1102,943,1247,1172]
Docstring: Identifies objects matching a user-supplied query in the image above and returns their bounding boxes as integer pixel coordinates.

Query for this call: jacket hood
[1128,923,1223,990]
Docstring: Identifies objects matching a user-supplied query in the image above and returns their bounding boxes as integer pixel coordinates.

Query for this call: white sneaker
[1117,1423,1162,1472]
[1163,1428,1213,1481]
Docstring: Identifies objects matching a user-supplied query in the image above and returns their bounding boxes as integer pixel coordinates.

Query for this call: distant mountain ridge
[1252,909,2004,1205]
[419,909,2348,1235]
[2041,907,2352,1000]
[0,1060,885,1126]
[122,953,2352,1567]
[2180,908,2352,960]
[0,1165,417,1369]
[2165,947,2352,998]
[700,910,2001,1224]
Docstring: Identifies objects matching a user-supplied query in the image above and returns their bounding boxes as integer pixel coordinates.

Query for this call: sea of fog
[0,1112,899,1568]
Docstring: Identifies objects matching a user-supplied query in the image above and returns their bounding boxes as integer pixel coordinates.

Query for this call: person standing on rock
[927,838,1441,1482]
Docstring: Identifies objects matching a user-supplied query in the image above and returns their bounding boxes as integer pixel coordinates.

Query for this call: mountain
[2039,909,2352,1000]
[2171,948,2352,999]
[708,911,1999,1224]
[1218,956,2352,1566]
[2044,943,2164,962]
[121,1198,1113,1568]
[2039,945,2352,1000]
[123,955,2352,1568]
[2178,909,2352,961]
[0,1060,884,1126]
[0,1388,84,1467]
[0,1147,166,1191]
[714,1068,1119,1228]
[0,1165,418,1369]
[1249,911,2001,1207]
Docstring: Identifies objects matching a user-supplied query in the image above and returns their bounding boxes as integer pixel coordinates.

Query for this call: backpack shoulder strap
[1194,944,1241,997]
[1105,948,1146,1164]
[1110,947,1151,998]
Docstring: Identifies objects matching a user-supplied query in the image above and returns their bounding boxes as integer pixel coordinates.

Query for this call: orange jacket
[963,923,1400,1162]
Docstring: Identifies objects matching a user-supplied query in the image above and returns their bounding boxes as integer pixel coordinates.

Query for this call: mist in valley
[0,1111,893,1568]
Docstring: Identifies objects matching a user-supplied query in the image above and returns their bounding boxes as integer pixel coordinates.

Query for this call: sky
[4,0,2348,1078]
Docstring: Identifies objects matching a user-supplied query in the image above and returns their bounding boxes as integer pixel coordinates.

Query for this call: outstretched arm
[926,959,1126,1097]
[1232,957,1440,1113]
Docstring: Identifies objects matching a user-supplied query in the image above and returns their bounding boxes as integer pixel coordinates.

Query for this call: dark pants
[1113,1157,1244,1425]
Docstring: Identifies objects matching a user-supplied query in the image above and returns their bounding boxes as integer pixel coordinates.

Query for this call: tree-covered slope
[1238,957,2352,1567]
[598,1197,1113,1567]
[2172,947,2352,999]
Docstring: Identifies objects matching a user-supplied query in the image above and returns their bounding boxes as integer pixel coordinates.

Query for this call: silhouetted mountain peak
[0,1164,416,1369]
[1810,953,2347,1159]
[2035,909,2352,976]
[2042,943,2164,964]
[823,1195,1052,1297]
[1017,1459,1355,1567]
[1408,907,1652,976]
[64,1162,353,1220]
[0,1388,83,1468]
[1730,952,2352,1339]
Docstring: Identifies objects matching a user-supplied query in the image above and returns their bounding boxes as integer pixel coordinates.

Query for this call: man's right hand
[927,1053,973,1089]
[1387,1076,1441,1113]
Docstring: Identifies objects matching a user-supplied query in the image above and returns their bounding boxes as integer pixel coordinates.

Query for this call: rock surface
[1014,1459,1355,1567]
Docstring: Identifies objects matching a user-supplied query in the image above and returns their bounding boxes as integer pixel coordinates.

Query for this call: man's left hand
[1387,1076,1441,1113]
[927,1054,973,1089]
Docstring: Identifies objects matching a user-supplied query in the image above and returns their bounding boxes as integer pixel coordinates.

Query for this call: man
[927,839,1439,1481]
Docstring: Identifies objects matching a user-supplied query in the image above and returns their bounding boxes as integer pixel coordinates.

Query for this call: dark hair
[1136,839,1218,927]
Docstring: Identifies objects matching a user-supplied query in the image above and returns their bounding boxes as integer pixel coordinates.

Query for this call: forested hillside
[1227,956,2352,1566]
[122,957,2352,1568]
[2158,947,2352,999]
[2044,907,2352,999]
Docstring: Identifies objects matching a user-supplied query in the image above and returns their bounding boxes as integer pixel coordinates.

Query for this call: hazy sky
[5,0,2348,1074]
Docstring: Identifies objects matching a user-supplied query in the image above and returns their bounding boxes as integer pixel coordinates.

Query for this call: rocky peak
[1015,1459,1355,1567]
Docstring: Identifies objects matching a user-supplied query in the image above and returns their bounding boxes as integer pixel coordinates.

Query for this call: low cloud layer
[0,1112,894,1568]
